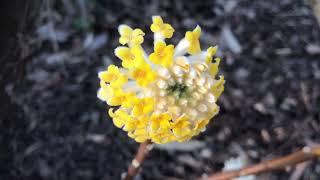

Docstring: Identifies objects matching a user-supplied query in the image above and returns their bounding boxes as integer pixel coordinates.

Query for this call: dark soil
[2,0,320,180]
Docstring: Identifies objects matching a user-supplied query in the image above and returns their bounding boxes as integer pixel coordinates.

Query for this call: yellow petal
[205,46,218,64]
[118,25,132,36]
[119,37,129,45]
[151,24,160,32]
[163,24,174,38]
[185,26,202,55]
[211,75,225,98]
[113,117,125,128]
[193,25,201,37]
[209,57,221,77]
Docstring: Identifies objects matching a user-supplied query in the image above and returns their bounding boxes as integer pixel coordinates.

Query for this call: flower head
[98,16,225,144]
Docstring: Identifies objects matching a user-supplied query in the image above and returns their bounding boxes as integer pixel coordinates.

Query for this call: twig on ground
[122,140,153,180]
[200,146,320,180]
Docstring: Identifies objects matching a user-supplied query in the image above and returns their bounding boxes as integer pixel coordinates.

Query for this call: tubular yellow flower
[115,46,144,69]
[107,90,137,107]
[97,81,114,102]
[149,41,174,67]
[98,16,225,144]
[150,16,175,39]
[194,118,210,135]
[171,115,192,137]
[129,128,149,143]
[130,62,156,87]
[98,65,128,87]
[185,25,201,55]
[151,129,175,144]
[209,57,221,77]
[118,25,145,47]
[108,108,130,128]
[132,97,154,117]
[205,46,218,64]
[151,112,171,132]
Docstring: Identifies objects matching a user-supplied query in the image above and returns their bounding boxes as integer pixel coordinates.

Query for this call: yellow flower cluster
[98,16,225,144]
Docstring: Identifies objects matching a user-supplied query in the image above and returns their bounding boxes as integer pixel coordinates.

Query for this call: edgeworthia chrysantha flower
[98,16,225,144]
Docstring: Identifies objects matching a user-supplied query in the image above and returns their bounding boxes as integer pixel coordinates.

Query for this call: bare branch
[200,146,320,180]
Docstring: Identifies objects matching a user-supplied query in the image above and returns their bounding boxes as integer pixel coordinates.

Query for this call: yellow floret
[205,46,218,64]
[128,116,150,142]
[193,118,210,135]
[171,115,192,137]
[132,97,154,117]
[209,57,221,77]
[151,129,175,144]
[118,25,145,46]
[149,41,174,67]
[107,90,137,108]
[108,108,130,129]
[130,62,156,87]
[211,75,225,99]
[185,25,201,55]
[150,113,172,132]
[115,46,144,69]
[122,117,138,132]
[97,81,114,102]
[150,16,174,38]
[98,65,128,87]
[129,128,149,142]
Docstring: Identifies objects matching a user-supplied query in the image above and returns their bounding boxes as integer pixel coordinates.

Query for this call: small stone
[254,103,267,114]
[306,44,320,55]
[261,129,271,143]
[200,148,212,159]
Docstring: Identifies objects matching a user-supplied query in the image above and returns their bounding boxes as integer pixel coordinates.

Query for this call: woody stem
[122,140,153,180]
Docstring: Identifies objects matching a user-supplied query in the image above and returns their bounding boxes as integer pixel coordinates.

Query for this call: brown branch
[201,146,320,180]
[122,140,153,180]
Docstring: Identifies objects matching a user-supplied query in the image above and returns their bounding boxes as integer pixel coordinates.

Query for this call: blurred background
[1,0,320,179]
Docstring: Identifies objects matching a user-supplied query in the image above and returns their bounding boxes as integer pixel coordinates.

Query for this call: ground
[3,0,320,179]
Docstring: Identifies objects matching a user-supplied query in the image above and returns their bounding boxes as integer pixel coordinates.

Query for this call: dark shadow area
[1,0,320,180]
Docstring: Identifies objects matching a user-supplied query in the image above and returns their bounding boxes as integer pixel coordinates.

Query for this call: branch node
[302,146,311,154]
[131,159,140,168]
[146,144,154,151]
[122,140,153,180]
